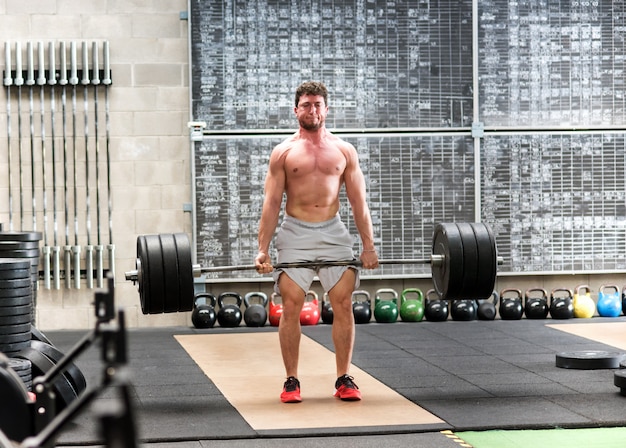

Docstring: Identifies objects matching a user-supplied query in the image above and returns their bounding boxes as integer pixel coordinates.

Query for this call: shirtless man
[254,81,379,403]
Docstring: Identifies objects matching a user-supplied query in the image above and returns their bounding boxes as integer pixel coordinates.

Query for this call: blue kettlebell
[597,284,622,317]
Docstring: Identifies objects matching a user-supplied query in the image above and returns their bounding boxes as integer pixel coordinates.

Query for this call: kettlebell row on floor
[190,283,626,329]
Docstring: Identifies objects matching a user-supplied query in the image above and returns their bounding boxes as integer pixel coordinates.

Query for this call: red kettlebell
[269,292,283,327]
[300,290,320,326]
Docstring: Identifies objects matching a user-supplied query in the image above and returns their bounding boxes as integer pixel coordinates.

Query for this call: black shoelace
[284,376,300,392]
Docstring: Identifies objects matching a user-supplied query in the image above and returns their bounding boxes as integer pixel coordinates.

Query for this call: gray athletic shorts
[272,214,360,294]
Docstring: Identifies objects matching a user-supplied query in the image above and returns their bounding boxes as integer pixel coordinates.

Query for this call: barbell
[124,222,501,315]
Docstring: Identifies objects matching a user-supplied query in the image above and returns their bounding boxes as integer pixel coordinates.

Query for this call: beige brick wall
[0,0,194,330]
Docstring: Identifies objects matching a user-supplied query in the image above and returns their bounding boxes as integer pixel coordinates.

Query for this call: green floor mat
[457,427,626,448]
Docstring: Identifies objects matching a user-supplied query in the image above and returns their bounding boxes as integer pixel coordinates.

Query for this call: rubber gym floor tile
[479,382,576,398]
[419,396,591,429]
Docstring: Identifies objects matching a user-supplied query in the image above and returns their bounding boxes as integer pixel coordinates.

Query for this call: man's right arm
[255,146,287,271]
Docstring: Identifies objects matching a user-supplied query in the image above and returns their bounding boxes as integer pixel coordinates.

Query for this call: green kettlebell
[400,288,424,322]
[374,288,399,323]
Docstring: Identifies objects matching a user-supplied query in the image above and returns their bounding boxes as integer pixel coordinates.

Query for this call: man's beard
[299,116,324,131]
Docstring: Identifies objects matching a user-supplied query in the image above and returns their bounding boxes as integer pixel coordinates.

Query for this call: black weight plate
[0,278,32,289]
[0,241,40,250]
[159,234,181,313]
[0,305,32,318]
[0,286,32,298]
[0,268,31,279]
[0,313,31,325]
[614,369,626,388]
[0,258,31,271]
[8,358,31,372]
[144,235,165,314]
[0,248,40,258]
[470,222,498,300]
[174,232,194,312]
[0,331,31,345]
[31,326,53,345]
[0,340,31,355]
[16,347,77,411]
[30,340,87,395]
[0,231,42,242]
[0,295,33,307]
[0,359,32,441]
[137,235,151,314]
[456,223,479,299]
[432,223,464,300]
[0,322,30,335]
[556,351,626,369]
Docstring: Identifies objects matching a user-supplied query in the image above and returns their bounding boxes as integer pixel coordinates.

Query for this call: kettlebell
[400,288,425,322]
[573,284,595,318]
[424,289,448,322]
[374,288,399,323]
[597,284,621,317]
[269,292,283,327]
[451,298,477,321]
[243,291,268,327]
[191,293,217,329]
[524,287,549,319]
[549,288,574,319]
[217,292,243,327]
[477,290,498,320]
[498,288,523,320]
[300,290,320,325]
[352,290,372,324]
[321,293,334,324]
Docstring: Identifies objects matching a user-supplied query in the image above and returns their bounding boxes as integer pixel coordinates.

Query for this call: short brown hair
[295,81,328,107]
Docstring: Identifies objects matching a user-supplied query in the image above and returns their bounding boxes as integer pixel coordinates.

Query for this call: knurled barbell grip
[199,257,434,273]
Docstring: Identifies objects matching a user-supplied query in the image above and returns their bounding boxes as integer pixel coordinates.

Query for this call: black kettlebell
[524,287,549,319]
[217,292,243,327]
[477,291,499,320]
[451,299,477,321]
[424,289,449,322]
[321,293,334,324]
[243,291,268,327]
[498,288,524,320]
[191,293,217,329]
[549,288,574,319]
[352,290,372,324]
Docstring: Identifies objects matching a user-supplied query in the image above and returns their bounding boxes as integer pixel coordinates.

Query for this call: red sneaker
[280,376,302,403]
[334,374,362,401]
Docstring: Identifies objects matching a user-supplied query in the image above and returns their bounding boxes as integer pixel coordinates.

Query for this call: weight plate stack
[0,231,42,324]
[8,357,32,391]
[0,259,33,356]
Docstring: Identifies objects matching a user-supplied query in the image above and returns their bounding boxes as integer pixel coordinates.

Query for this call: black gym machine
[0,274,138,448]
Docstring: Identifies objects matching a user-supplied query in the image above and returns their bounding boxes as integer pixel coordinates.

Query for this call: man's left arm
[342,144,379,269]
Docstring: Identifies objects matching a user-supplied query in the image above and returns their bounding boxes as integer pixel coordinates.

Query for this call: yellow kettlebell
[573,284,595,318]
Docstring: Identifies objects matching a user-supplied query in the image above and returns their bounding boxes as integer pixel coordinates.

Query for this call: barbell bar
[124,222,501,315]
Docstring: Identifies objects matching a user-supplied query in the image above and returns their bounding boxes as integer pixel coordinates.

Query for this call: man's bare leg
[327,269,357,377]
[277,273,305,378]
